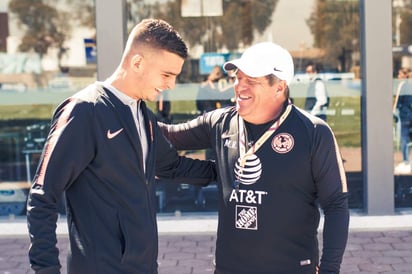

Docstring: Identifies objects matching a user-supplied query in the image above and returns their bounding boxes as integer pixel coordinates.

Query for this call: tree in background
[8,0,72,70]
[398,0,412,45]
[306,0,360,72]
[127,0,279,52]
[59,0,278,53]
[307,0,412,73]
[67,0,95,30]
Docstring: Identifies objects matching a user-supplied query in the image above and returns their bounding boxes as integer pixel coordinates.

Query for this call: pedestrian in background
[27,18,215,274]
[304,62,329,121]
[394,67,412,174]
[160,42,349,274]
[196,65,226,114]
[196,65,235,161]
[156,92,172,123]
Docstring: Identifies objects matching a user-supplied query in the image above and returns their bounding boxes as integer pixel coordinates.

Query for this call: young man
[27,19,215,274]
[160,42,349,274]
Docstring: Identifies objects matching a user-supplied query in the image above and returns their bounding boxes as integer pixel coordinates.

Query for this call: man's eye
[247,79,260,86]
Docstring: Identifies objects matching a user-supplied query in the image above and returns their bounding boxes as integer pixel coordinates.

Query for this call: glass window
[0,0,96,216]
[0,0,367,216]
[127,0,363,212]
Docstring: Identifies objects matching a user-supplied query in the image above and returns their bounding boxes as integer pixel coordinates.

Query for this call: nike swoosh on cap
[107,128,124,139]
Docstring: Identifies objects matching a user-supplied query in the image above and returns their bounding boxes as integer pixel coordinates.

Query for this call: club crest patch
[272,133,294,154]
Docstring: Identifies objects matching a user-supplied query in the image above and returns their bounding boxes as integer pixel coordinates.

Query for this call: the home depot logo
[235,205,258,230]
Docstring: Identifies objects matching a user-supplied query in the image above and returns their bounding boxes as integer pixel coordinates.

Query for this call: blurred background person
[216,71,236,108]
[196,65,225,114]
[394,67,412,174]
[304,62,329,121]
[156,92,172,124]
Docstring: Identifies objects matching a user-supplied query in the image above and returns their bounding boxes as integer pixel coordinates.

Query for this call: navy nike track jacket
[27,83,216,274]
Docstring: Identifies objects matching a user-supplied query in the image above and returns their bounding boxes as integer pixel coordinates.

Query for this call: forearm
[27,189,61,274]
[157,156,216,186]
[158,116,211,150]
[155,127,216,185]
[319,198,349,273]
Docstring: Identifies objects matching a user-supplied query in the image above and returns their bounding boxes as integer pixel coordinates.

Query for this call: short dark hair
[306,62,322,73]
[133,18,188,59]
[399,67,412,78]
[265,74,277,86]
[265,74,290,98]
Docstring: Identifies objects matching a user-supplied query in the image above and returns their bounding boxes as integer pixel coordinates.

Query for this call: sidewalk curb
[1,210,412,236]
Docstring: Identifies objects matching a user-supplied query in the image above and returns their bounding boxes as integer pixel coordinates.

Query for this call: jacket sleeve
[27,99,95,274]
[312,123,349,273]
[158,112,213,150]
[153,114,216,186]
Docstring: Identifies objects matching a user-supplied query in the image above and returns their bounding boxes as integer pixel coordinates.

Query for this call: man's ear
[277,80,287,93]
[131,54,143,72]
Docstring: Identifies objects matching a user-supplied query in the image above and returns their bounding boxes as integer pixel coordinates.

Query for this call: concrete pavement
[1,210,412,274]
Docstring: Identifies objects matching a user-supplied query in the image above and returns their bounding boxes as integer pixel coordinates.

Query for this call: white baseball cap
[223,42,294,85]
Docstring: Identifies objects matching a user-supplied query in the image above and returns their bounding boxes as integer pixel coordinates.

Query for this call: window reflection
[5,0,412,216]
[0,0,97,216]
[142,0,363,212]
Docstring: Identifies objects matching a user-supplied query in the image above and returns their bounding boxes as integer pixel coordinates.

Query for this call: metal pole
[360,0,395,214]
[95,0,127,81]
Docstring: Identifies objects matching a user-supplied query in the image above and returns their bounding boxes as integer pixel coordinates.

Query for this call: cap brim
[223,61,239,72]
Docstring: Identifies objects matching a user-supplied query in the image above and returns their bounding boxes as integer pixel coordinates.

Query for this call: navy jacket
[396,80,412,123]
[27,83,215,274]
[160,105,349,274]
